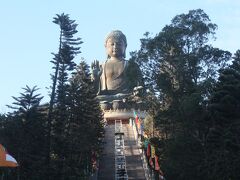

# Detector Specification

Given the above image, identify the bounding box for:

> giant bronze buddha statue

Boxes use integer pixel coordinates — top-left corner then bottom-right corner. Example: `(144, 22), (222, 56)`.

(91, 30), (143, 109)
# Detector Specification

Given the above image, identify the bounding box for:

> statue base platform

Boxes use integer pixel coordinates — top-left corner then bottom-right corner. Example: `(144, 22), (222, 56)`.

(97, 93), (131, 102)
(103, 109), (146, 125)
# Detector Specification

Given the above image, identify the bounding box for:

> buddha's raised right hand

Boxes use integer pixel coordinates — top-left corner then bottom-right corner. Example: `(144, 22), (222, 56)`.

(91, 60), (102, 81)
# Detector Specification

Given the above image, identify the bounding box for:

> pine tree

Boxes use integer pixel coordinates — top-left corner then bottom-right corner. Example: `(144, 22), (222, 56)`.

(65, 61), (104, 178)
(205, 50), (240, 180)
(46, 13), (82, 179)
(4, 86), (46, 180)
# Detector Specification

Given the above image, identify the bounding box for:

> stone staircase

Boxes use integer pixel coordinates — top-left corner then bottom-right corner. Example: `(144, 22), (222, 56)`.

(98, 123), (146, 180)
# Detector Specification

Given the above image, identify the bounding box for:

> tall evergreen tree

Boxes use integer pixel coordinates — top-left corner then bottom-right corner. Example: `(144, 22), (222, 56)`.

(65, 61), (104, 178)
(133, 9), (231, 101)
(2, 86), (46, 180)
(205, 50), (240, 180)
(131, 9), (232, 179)
(46, 13), (82, 179)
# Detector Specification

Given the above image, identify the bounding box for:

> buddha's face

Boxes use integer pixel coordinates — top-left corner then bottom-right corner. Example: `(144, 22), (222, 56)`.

(105, 37), (126, 58)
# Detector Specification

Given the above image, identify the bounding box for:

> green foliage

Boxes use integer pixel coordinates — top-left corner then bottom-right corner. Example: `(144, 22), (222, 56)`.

(49, 13), (82, 119)
(46, 14), (103, 180)
(46, 13), (82, 179)
(0, 63), (104, 180)
(205, 50), (240, 180)
(132, 9), (233, 180)
(162, 134), (205, 180)
(1, 86), (47, 180)
(133, 9), (231, 98)
(143, 114), (154, 137)
(65, 60), (104, 178)
(48, 12), (82, 123)
(49, 12), (82, 110)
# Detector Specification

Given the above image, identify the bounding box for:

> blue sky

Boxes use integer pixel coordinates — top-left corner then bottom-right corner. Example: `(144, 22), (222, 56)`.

(1, 0), (240, 113)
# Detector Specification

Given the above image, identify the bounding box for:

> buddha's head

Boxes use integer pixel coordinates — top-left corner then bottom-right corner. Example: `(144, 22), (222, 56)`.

(105, 30), (127, 59)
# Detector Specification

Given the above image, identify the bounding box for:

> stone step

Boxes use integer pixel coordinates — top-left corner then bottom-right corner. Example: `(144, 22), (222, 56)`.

(98, 124), (146, 180)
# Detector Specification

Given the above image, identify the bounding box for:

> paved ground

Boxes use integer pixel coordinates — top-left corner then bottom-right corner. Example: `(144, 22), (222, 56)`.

(98, 124), (146, 180)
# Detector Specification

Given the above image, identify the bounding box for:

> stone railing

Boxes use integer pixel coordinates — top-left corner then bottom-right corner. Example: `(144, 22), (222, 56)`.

(130, 118), (153, 180)
(115, 120), (128, 180)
